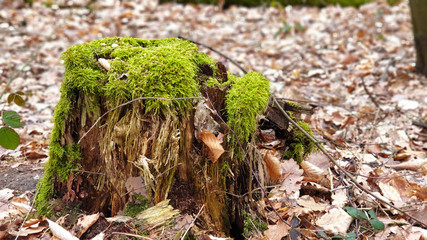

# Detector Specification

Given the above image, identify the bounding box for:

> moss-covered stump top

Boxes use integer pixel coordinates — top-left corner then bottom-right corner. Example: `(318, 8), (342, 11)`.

(61, 37), (215, 113)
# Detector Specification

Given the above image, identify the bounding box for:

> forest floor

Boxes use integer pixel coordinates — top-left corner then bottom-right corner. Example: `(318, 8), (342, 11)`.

(0, 0), (426, 239)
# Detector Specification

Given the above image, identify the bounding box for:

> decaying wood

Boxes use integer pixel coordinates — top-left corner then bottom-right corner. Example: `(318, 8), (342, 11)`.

(40, 37), (319, 237)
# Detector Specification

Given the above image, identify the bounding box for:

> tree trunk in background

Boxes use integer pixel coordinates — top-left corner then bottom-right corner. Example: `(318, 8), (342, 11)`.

(409, 0), (427, 76)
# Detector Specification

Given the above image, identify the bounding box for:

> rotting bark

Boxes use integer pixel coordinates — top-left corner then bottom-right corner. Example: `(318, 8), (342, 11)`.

(36, 37), (315, 237)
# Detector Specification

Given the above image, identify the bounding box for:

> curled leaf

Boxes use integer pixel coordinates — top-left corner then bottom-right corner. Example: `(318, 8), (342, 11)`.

(300, 161), (325, 182)
(199, 130), (224, 163)
(263, 150), (282, 180)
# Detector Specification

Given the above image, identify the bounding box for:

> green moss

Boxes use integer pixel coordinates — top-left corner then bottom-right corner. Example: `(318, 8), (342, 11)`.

(225, 72), (270, 158)
(36, 144), (81, 215)
(285, 100), (301, 110)
(242, 210), (268, 238)
(124, 194), (150, 217)
(283, 117), (317, 164)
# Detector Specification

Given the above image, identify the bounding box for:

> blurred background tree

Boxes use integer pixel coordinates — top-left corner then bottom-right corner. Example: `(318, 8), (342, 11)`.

(409, 0), (427, 76)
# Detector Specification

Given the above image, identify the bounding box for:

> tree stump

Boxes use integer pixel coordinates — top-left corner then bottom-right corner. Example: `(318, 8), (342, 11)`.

(36, 37), (315, 237)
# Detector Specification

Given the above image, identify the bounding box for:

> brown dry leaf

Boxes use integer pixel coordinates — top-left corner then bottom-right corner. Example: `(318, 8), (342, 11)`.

(393, 150), (412, 161)
(306, 152), (330, 172)
(315, 207), (353, 235)
(199, 130), (225, 163)
(378, 174), (427, 201)
(8, 225), (46, 237)
(375, 224), (427, 240)
(389, 158), (427, 173)
(24, 151), (48, 160)
(330, 111), (347, 126)
(22, 218), (44, 227)
(260, 129), (276, 142)
(280, 159), (304, 195)
(47, 218), (79, 240)
(125, 176), (147, 196)
(72, 213), (100, 238)
(10, 196), (31, 215)
(263, 150), (282, 181)
(300, 161), (325, 182)
(283, 207), (312, 218)
(365, 144), (382, 154)
(331, 189), (348, 208)
(408, 207), (427, 227)
(378, 181), (403, 203)
(264, 220), (290, 240)
(296, 195), (329, 211)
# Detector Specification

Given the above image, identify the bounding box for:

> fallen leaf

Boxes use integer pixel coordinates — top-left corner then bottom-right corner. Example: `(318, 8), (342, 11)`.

(125, 176), (147, 196)
(47, 218), (79, 240)
(389, 158), (427, 172)
(300, 161), (325, 182)
(263, 150), (282, 180)
(296, 195), (329, 211)
(316, 207), (353, 235)
(199, 130), (225, 163)
(331, 189), (348, 207)
(378, 181), (402, 203)
(264, 220), (290, 240)
(72, 213), (100, 238)
(280, 159), (304, 195)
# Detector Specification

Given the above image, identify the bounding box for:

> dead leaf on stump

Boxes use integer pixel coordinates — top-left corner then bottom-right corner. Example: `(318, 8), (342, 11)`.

(199, 130), (225, 163)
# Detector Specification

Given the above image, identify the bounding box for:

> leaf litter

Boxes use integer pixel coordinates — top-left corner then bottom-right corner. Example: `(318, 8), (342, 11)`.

(0, 0), (426, 239)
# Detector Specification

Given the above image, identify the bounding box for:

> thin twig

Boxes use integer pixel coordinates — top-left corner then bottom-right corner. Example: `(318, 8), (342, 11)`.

(272, 96), (427, 228)
(180, 204), (205, 240)
(78, 96), (203, 144)
(178, 36), (248, 75)
(15, 183), (42, 240)
(361, 77), (383, 111)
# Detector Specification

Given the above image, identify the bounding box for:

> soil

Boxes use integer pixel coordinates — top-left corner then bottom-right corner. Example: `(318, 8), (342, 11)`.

(0, 160), (44, 194)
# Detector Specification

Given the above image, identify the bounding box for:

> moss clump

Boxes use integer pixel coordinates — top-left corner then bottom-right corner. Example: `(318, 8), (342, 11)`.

(283, 116), (317, 164)
(242, 210), (268, 238)
(36, 144), (81, 215)
(226, 72), (270, 158)
(124, 194), (150, 217)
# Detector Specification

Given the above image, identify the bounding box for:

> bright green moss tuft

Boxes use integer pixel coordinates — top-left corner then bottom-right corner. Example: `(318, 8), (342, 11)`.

(226, 72), (270, 158)
(283, 118), (317, 164)
(36, 144), (81, 215)
(124, 194), (150, 217)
